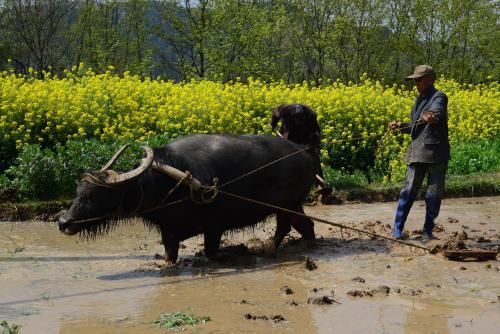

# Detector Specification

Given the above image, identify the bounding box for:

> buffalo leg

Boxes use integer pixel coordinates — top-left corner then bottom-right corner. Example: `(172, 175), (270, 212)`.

(291, 206), (315, 240)
(204, 230), (223, 258)
(160, 229), (179, 264)
(274, 213), (292, 249)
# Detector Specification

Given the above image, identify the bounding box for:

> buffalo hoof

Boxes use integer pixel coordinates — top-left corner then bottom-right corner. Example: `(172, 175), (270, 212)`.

(163, 255), (179, 267)
(154, 252), (178, 265)
(162, 261), (180, 271)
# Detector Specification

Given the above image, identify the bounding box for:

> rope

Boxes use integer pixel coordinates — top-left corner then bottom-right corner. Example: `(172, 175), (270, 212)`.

(218, 145), (317, 189)
(66, 183), (430, 252)
(67, 174), (192, 225)
(374, 131), (392, 159)
(272, 121), (426, 166)
(60, 213), (118, 225)
(160, 174), (191, 204)
(219, 190), (430, 252)
(374, 121), (426, 159)
(81, 173), (112, 188)
(141, 197), (191, 214)
(191, 177), (219, 204)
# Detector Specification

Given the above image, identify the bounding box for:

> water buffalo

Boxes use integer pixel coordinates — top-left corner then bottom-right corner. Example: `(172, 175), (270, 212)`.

(59, 134), (319, 264)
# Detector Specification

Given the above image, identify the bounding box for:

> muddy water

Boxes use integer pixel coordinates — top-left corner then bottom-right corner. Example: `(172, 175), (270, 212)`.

(1, 197), (499, 333)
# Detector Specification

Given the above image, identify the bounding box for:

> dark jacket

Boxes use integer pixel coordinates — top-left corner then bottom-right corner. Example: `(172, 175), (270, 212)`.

(400, 86), (450, 164)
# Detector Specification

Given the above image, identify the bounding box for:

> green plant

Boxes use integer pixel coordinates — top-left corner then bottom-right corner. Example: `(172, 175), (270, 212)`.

(55, 139), (143, 195)
(5, 145), (59, 200)
(1, 320), (21, 334)
(323, 166), (370, 189)
(3, 140), (146, 200)
(1, 72), (498, 182)
(0, 174), (9, 188)
(448, 140), (500, 175)
(153, 312), (210, 331)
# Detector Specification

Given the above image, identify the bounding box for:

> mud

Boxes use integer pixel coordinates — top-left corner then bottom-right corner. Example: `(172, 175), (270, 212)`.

(1, 196), (499, 333)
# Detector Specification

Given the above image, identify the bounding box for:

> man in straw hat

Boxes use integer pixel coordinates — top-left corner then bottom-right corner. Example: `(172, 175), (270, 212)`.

(388, 65), (450, 242)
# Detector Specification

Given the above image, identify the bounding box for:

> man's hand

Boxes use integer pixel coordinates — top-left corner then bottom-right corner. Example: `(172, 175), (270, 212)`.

(388, 121), (401, 131)
(421, 111), (439, 123)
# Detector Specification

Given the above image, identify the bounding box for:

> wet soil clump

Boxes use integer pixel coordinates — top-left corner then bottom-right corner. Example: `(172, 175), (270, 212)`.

(244, 313), (286, 323)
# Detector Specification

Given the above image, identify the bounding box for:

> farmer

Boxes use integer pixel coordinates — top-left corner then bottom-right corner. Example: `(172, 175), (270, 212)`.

(271, 104), (321, 150)
(271, 104), (339, 204)
(388, 65), (450, 242)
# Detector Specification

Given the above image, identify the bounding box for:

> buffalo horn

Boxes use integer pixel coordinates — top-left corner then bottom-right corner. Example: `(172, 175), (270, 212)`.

(152, 162), (201, 191)
(100, 144), (130, 172)
(104, 146), (154, 184)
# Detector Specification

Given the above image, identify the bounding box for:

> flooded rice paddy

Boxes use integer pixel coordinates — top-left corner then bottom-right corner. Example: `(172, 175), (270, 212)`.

(1, 197), (499, 333)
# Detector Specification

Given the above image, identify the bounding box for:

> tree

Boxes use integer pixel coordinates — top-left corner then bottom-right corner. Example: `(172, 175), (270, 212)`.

(69, 0), (151, 75)
(3, 0), (77, 76)
(154, 0), (216, 80)
(281, 0), (336, 83)
(0, 0), (497, 82)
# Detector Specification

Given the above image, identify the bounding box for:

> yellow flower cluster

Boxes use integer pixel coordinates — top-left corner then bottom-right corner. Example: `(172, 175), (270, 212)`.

(1, 68), (498, 179)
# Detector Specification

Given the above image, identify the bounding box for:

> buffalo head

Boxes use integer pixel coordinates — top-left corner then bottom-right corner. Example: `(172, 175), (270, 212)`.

(58, 145), (154, 237)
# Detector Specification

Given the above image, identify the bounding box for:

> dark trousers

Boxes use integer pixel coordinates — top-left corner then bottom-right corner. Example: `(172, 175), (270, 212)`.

(393, 163), (446, 237)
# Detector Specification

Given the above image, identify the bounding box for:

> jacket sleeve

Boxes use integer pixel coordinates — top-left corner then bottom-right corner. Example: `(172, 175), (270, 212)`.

(426, 93), (448, 119)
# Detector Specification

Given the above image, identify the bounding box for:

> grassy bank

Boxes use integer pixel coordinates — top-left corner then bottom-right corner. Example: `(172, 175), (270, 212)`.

(1, 138), (498, 201)
(0, 199), (70, 222)
(333, 172), (499, 203)
(1, 137), (497, 220)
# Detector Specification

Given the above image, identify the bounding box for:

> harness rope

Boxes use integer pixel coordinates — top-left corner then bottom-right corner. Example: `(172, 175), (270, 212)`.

(218, 190), (430, 252)
(218, 145), (316, 189)
(374, 121), (425, 159)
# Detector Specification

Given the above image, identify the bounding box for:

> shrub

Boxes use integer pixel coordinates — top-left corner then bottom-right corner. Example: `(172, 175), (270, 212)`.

(55, 139), (143, 195)
(4, 140), (146, 200)
(322, 166), (369, 188)
(2, 136), (499, 200)
(448, 140), (500, 175)
(5, 145), (59, 200)
(0, 70), (498, 182)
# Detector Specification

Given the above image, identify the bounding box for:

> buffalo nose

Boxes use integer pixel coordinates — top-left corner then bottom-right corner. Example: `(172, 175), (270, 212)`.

(58, 217), (68, 232)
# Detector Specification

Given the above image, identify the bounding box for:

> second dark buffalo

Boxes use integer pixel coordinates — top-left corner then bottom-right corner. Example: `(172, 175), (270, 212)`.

(59, 134), (319, 264)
